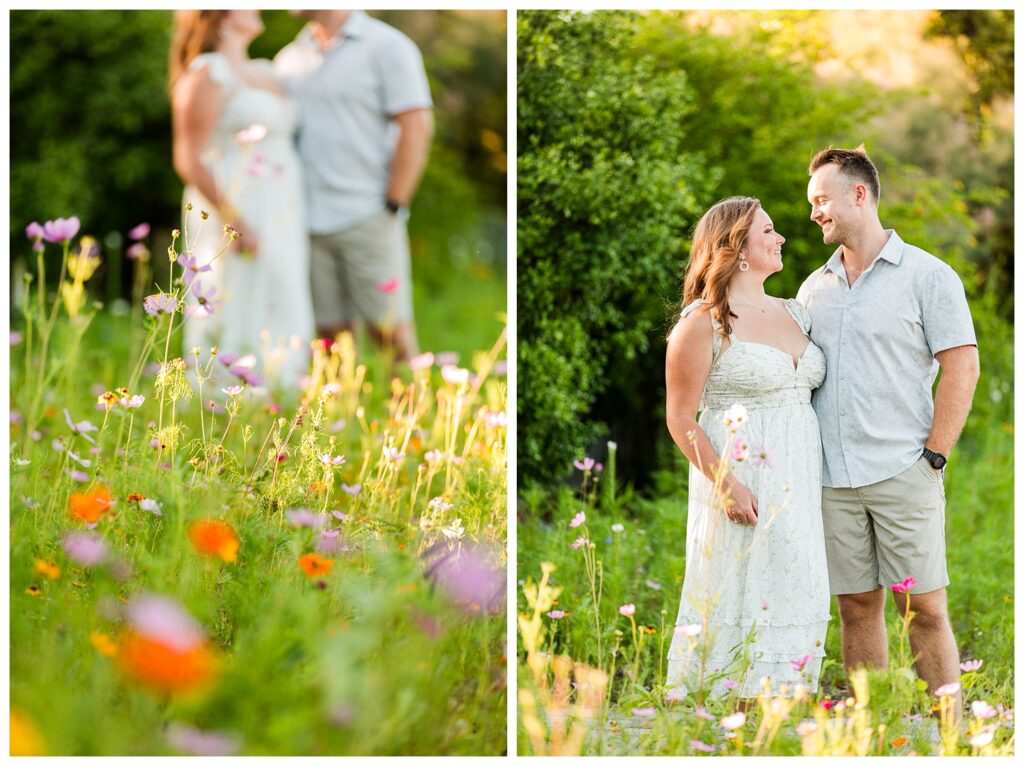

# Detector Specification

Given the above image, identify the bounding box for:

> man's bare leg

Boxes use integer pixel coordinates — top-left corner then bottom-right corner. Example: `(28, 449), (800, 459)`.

(837, 588), (889, 674)
(892, 587), (962, 720)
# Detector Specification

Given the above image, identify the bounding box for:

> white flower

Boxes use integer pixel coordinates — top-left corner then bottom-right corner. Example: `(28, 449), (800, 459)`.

(441, 518), (465, 540)
(140, 498), (163, 516)
(720, 712), (746, 730)
(441, 365), (470, 386)
(318, 453), (346, 467)
(722, 403), (748, 432)
(221, 386), (244, 397)
(12, 457), (30, 467)
(611, 523), (625, 533)
(972, 700), (998, 720)
(675, 624), (702, 638)
(382, 446), (404, 462)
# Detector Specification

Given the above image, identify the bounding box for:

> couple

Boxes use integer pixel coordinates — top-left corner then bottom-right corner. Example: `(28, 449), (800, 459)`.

(169, 10), (433, 386)
(665, 148), (980, 710)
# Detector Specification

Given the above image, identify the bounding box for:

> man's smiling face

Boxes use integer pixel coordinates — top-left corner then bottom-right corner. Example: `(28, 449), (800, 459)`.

(808, 163), (860, 246)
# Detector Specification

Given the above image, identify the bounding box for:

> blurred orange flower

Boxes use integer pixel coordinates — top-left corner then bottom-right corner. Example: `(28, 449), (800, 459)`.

(33, 559), (61, 579)
(69, 486), (113, 524)
(188, 520), (239, 562)
(117, 632), (216, 693)
(127, 493), (146, 502)
(298, 552), (333, 578)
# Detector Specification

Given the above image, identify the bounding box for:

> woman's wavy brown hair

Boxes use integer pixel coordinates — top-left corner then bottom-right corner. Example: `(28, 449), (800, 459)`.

(680, 196), (761, 336)
(168, 10), (230, 91)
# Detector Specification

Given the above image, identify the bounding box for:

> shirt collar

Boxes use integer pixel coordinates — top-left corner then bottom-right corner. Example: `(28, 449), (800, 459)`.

(299, 10), (368, 51)
(824, 229), (904, 276)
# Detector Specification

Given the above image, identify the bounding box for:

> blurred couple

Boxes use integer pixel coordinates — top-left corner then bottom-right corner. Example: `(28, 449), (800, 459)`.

(664, 147), (979, 715)
(169, 10), (434, 386)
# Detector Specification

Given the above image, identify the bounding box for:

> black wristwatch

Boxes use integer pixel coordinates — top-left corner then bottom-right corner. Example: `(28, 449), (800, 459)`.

(385, 198), (403, 215)
(922, 448), (947, 470)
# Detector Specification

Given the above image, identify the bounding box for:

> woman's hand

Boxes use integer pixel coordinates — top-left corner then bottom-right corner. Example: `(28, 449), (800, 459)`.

(723, 476), (758, 526)
(230, 218), (260, 259)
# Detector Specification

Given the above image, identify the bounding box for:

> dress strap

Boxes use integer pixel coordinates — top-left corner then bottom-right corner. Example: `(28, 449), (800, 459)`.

(681, 299), (725, 364)
(187, 52), (237, 96)
(785, 298), (812, 334)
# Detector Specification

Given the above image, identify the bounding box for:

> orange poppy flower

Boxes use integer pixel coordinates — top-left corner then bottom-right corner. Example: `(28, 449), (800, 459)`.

(90, 631), (118, 657)
(298, 553), (333, 578)
(69, 487), (114, 524)
(890, 737), (908, 747)
(127, 493), (146, 502)
(117, 631), (216, 693)
(188, 520), (239, 562)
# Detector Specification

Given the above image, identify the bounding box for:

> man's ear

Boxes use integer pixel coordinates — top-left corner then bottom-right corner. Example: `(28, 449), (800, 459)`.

(854, 183), (869, 206)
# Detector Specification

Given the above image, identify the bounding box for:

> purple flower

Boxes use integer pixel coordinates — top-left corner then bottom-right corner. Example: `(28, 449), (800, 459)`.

(41, 216), (81, 243)
(318, 453), (346, 467)
(63, 408), (98, 444)
(316, 528), (346, 555)
(218, 352), (239, 366)
(331, 510), (350, 522)
(190, 280), (221, 315)
(26, 221), (45, 240)
(690, 740), (716, 753)
(143, 293), (178, 317)
(694, 706), (716, 721)
(65, 468), (90, 482)
(127, 594), (206, 652)
(340, 483), (361, 496)
(573, 457), (596, 472)
(10, 331), (23, 346)
(382, 446), (405, 462)
(570, 511), (585, 528)
(618, 603), (636, 617)
(176, 253), (213, 288)
(10, 410), (22, 425)
(546, 610), (566, 619)
(425, 544), (503, 613)
(166, 724), (240, 756)
(723, 679), (739, 690)
(791, 654), (813, 672)
(961, 659), (984, 672)
(492, 360), (507, 377)
(435, 351), (460, 367)
(631, 707), (657, 718)
(128, 222), (150, 240)
(63, 532), (108, 566)
(570, 536), (588, 550)
(229, 364), (264, 388)
(125, 242), (149, 260)
(286, 508), (326, 528)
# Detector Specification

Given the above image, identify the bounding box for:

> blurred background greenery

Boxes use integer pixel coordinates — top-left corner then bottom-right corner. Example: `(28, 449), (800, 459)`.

(10, 9), (507, 356)
(517, 9), (1013, 488)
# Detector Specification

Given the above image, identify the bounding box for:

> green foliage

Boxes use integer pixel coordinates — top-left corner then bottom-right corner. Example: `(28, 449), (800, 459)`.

(517, 11), (712, 485)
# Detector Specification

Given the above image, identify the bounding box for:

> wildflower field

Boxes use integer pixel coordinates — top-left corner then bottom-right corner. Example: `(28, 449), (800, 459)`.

(10, 218), (507, 756)
(518, 421), (1014, 755)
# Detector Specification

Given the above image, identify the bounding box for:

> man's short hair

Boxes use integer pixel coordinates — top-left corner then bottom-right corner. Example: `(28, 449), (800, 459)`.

(808, 146), (880, 204)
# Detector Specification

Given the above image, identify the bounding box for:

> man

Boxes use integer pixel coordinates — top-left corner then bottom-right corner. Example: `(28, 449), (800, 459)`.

(275, 10), (434, 362)
(797, 147), (979, 717)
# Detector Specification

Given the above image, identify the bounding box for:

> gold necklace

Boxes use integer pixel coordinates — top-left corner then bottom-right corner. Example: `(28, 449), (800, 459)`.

(730, 294), (769, 313)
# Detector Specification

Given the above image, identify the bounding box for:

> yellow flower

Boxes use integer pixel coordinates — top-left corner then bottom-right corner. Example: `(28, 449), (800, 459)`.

(33, 560), (60, 580)
(10, 711), (47, 755)
(90, 631), (119, 658)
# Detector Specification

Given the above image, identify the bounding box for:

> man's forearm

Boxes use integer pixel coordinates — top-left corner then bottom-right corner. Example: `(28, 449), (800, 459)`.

(387, 110), (433, 206)
(927, 349), (980, 455)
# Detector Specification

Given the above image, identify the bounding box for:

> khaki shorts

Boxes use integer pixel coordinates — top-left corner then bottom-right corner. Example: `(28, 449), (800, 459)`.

(309, 209), (414, 328)
(822, 456), (948, 595)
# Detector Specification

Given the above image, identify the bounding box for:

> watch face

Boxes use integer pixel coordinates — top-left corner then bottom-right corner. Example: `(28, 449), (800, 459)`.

(934, 455), (947, 469)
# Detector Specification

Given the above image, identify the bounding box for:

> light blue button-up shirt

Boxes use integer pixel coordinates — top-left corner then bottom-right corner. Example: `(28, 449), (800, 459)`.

(796, 230), (977, 489)
(274, 12), (433, 234)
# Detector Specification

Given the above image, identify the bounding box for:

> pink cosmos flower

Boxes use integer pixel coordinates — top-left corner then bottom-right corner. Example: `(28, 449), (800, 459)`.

(286, 508), (327, 528)
(424, 450), (443, 463)
(382, 446), (404, 462)
(570, 536), (588, 550)
(26, 221), (45, 240)
(128, 222), (150, 240)
(546, 610), (566, 620)
(820, 700), (835, 710)
(331, 511), (350, 522)
(890, 576), (917, 593)
(42, 216), (81, 243)
(694, 706), (716, 721)
(675, 624), (702, 638)
(340, 484), (361, 496)
(720, 711), (746, 730)
(631, 707), (656, 718)
(166, 724), (240, 756)
(376, 278), (399, 294)
(969, 728), (996, 747)
(63, 532), (109, 565)
(618, 603), (636, 617)
(126, 242), (149, 260)
(190, 280), (221, 315)
(961, 659), (984, 672)
(176, 253), (213, 287)
(796, 720), (818, 736)
(409, 352), (434, 370)
(665, 688), (686, 703)
(570, 511), (585, 528)
(65, 468), (90, 482)
(934, 682), (961, 697)
(11, 331), (23, 346)
(483, 409), (507, 428)
(731, 439), (750, 462)
(120, 394), (146, 409)
(436, 351), (460, 367)
(318, 453), (346, 467)
(143, 293), (178, 317)
(752, 445), (773, 468)
(723, 679), (739, 690)
(722, 403), (747, 432)
(972, 700), (997, 720)
(573, 456), (596, 472)
(493, 360), (507, 377)
(791, 654), (813, 672)
(690, 740), (716, 753)
(127, 593), (206, 653)
(235, 124), (268, 144)
(316, 528), (346, 555)
(425, 544), (503, 612)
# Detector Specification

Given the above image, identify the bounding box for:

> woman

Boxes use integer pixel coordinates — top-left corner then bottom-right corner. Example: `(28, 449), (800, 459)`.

(664, 197), (830, 701)
(170, 10), (314, 387)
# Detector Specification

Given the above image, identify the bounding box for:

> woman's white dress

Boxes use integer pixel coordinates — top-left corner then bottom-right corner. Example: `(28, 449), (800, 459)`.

(666, 298), (831, 698)
(181, 52), (314, 388)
